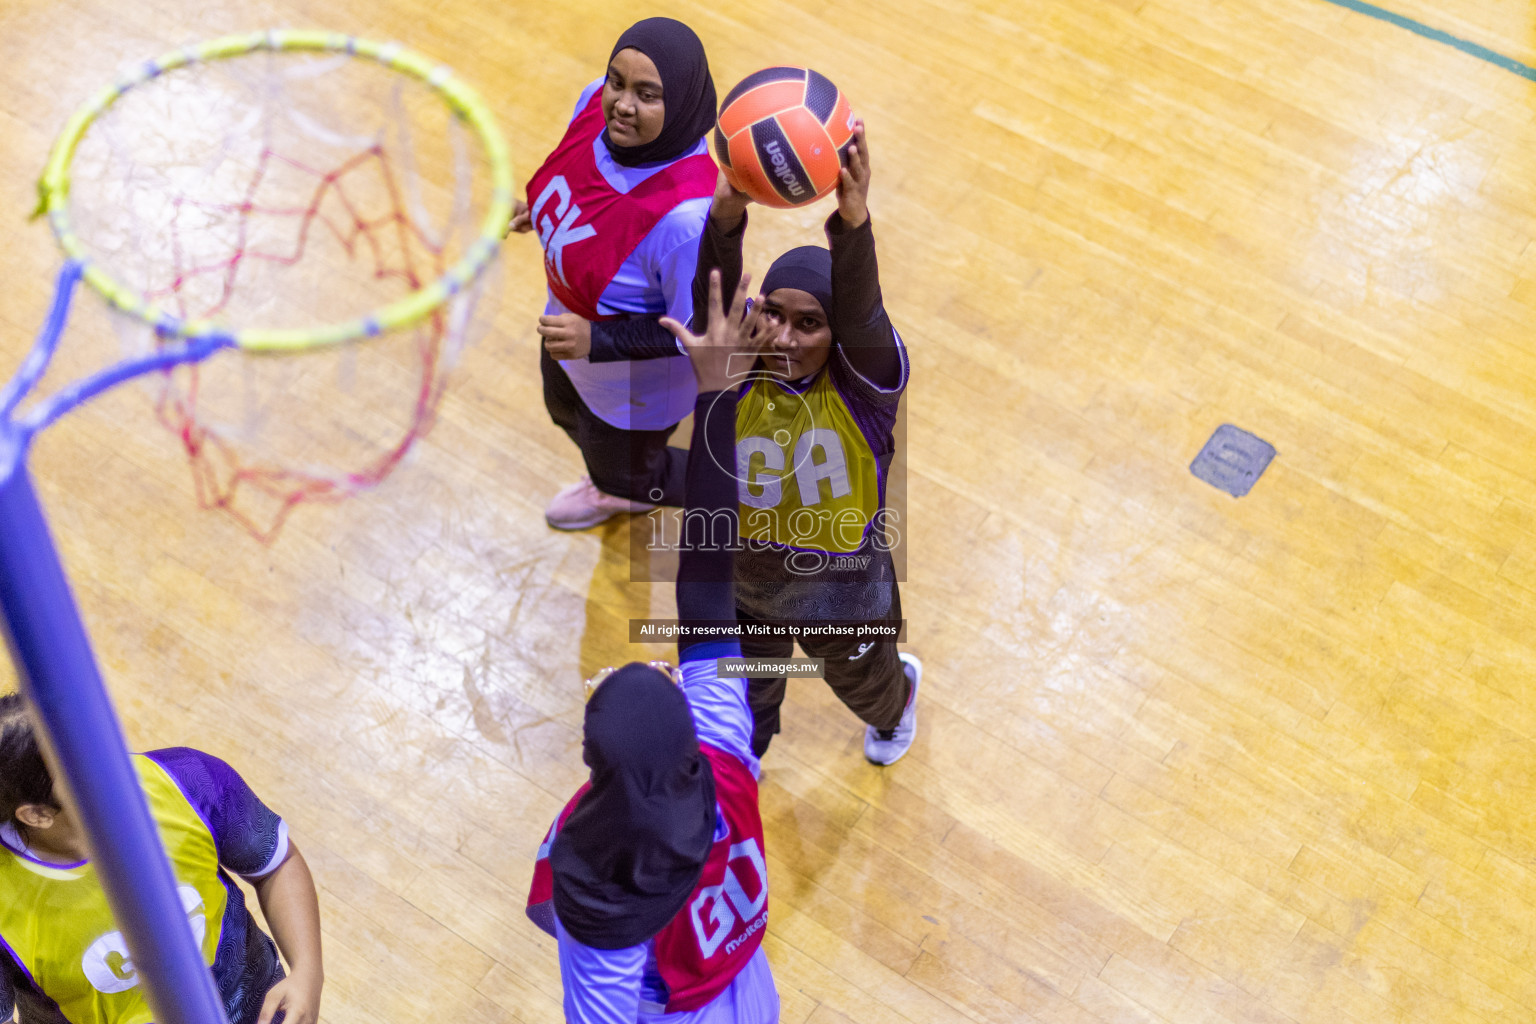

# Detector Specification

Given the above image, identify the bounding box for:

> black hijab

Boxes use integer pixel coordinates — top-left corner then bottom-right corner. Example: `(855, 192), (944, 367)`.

(762, 245), (834, 319)
(550, 663), (717, 949)
(603, 18), (717, 167)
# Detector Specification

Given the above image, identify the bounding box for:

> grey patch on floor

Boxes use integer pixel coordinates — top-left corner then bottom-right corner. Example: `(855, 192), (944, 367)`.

(1190, 424), (1276, 498)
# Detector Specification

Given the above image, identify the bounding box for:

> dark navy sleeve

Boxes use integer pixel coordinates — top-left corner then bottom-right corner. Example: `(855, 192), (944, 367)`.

(0, 952), (68, 1024)
(672, 386), (756, 769)
(826, 212), (906, 398)
(588, 316), (685, 362)
(146, 748), (289, 880)
(676, 389), (740, 661)
(689, 213), (748, 334)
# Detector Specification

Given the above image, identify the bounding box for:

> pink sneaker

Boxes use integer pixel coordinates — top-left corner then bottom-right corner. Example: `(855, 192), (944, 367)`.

(545, 476), (657, 530)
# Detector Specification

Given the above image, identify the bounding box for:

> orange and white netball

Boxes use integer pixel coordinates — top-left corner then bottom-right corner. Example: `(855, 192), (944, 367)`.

(713, 66), (855, 209)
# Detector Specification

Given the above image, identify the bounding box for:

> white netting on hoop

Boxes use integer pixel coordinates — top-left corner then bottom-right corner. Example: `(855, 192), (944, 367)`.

(60, 44), (501, 539)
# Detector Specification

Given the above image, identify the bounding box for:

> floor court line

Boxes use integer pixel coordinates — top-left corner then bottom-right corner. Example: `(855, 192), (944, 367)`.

(1313, 0), (1536, 81)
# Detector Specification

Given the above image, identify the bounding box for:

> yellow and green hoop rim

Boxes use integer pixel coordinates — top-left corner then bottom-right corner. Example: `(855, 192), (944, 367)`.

(34, 29), (514, 353)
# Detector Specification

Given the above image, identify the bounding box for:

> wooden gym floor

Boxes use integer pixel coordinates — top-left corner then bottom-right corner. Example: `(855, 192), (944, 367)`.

(3, 0), (1536, 1021)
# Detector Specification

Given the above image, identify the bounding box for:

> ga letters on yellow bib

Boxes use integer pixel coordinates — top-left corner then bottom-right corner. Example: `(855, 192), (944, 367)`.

(0, 756), (226, 1024)
(735, 371), (881, 555)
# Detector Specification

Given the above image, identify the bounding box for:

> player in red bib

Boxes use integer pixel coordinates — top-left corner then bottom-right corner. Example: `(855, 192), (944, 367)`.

(526, 272), (779, 1022)
(508, 18), (719, 531)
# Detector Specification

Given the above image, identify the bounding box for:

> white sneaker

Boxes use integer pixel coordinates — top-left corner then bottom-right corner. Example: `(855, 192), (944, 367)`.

(545, 476), (657, 530)
(864, 653), (921, 765)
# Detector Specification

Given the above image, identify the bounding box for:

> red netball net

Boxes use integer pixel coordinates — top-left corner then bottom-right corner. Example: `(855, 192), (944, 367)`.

(148, 145), (454, 541)
(60, 47), (499, 542)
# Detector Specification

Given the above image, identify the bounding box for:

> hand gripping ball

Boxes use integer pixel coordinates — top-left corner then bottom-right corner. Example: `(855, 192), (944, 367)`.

(714, 67), (856, 209)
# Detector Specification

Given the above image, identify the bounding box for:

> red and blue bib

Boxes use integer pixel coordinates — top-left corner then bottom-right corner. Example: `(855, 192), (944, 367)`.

(525, 91), (717, 322)
(527, 744), (767, 1013)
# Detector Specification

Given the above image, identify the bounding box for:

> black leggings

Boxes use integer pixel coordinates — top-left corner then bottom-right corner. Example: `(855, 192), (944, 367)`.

(540, 346), (689, 506)
(737, 580), (907, 756)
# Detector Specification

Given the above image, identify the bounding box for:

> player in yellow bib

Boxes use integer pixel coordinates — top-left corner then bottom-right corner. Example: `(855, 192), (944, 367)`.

(0, 694), (323, 1024)
(686, 121), (921, 765)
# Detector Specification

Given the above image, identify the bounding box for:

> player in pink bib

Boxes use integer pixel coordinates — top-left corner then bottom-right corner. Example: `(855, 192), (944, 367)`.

(525, 272), (779, 1023)
(509, 19), (719, 531)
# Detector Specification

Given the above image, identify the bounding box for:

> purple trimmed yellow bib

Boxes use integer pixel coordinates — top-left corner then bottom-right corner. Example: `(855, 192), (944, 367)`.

(0, 755), (228, 1024)
(736, 371), (881, 555)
